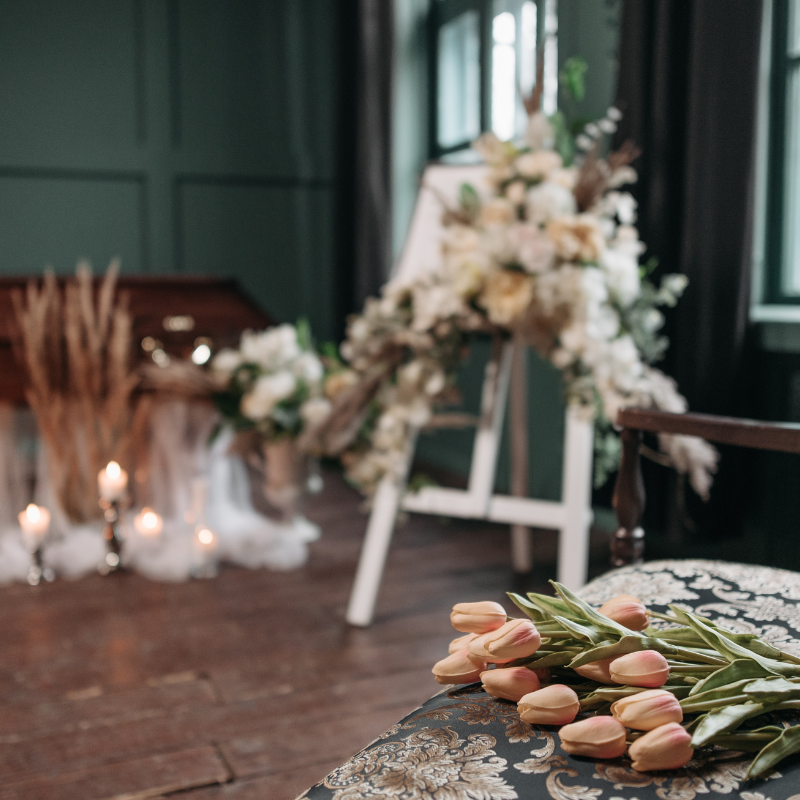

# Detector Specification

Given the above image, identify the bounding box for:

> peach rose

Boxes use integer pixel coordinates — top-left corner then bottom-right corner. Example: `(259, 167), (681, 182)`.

(479, 269), (535, 326)
(546, 214), (606, 262)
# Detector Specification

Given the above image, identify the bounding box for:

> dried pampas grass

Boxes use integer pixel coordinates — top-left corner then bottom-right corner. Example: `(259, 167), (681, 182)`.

(11, 261), (139, 522)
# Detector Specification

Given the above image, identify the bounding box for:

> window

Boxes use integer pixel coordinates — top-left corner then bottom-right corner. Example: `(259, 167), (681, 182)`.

(762, 0), (800, 304)
(431, 0), (557, 158)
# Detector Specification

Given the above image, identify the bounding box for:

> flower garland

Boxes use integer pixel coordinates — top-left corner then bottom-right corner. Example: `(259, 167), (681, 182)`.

(434, 583), (800, 778)
(301, 104), (718, 499)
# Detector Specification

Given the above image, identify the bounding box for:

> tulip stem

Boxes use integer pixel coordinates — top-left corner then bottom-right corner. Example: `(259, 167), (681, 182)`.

(649, 610), (682, 623)
(680, 694), (748, 712)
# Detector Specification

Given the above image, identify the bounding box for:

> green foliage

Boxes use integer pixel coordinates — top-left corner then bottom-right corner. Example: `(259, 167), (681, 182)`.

(459, 182), (481, 219)
(559, 56), (588, 103)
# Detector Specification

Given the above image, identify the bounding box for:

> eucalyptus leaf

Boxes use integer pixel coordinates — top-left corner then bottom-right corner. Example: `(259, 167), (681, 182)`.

(691, 702), (774, 747)
(459, 183), (481, 217)
(747, 725), (800, 778)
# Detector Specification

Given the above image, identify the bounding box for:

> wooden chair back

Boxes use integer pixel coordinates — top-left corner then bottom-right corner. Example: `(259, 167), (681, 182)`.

(611, 408), (800, 566)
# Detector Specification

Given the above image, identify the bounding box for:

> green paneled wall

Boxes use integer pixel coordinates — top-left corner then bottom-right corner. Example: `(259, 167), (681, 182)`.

(0, 0), (341, 339)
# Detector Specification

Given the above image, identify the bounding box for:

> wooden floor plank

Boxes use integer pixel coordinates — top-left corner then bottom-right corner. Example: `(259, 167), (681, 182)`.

(0, 469), (609, 799)
(0, 746), (229, 800)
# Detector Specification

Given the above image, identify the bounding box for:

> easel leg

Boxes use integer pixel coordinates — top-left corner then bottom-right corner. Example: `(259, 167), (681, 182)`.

(346, 477), (403, 626)
(557, 407), (594, 590)
(510, 334), (532, 573)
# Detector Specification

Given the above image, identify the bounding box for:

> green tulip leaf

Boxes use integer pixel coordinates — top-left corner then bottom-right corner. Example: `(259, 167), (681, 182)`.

(747, 725), (800, 779)
(567, 635), (645, 668)
(508, 592), (548, 622)
(525, 592), (574, 619)
(551, 581), (634, 638)
(691, 702), (774, 747)
(688, 658), (776, 696)
(553, 615), (604, 645)
(508, 650), (576, 669)
(743, 676), (800, 701)
(670, 607), (796, 675)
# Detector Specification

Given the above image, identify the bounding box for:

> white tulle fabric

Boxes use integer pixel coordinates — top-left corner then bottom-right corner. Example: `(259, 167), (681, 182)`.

(0, 402), (316, 585)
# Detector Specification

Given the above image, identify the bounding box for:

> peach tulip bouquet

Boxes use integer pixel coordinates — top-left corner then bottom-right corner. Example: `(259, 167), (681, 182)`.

(432, 582), (800, 778)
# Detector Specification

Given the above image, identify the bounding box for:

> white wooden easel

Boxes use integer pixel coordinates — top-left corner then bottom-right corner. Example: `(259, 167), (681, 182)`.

(345, 164), (594, 627)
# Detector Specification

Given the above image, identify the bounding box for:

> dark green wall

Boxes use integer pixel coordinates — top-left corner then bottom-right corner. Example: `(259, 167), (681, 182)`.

(0, 0), (343, 339)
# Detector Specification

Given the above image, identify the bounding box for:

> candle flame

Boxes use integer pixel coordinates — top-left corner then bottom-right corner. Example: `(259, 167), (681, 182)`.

(106, 461), (121, 479)
(26, 504), (41, 522)
(142, 510), (159, 529)
(197, 528), (215, 545)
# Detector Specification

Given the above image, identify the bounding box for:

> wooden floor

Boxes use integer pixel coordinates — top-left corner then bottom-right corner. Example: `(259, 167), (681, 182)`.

(0, 470), (609, 800)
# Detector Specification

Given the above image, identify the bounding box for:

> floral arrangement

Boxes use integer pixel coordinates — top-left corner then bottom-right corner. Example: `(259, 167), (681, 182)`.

(433, 584), (800, 778)
(211, 321), (332, 441)
(301, 80), (718, 498)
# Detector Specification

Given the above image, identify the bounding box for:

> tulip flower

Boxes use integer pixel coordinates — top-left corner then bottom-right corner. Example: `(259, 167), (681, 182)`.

(559, 716), (627, 759)
(599, 595), (650, 631)
(517, 684), (580, 725)
(573, 657), (615, 684)
(611, 689), (683, 730)
(609, 650), (670, 687)
(469, 619), (541, 662)
(449, 633), (478, 654)
(432, 649), (487, 685)
(480, 667), (540, 701)
(628, 722), (694, 771)
(450, 601), (507, 634)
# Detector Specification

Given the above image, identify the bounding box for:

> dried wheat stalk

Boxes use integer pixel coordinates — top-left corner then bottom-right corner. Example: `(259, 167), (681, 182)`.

(11, 261), (139, 523)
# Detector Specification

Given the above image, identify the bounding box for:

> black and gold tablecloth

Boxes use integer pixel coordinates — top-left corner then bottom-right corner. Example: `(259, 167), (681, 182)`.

(299, 560), (800, 800)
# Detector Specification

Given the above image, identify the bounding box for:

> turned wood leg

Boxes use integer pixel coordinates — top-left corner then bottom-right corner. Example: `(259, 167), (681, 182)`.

(611, 427), (645, 567)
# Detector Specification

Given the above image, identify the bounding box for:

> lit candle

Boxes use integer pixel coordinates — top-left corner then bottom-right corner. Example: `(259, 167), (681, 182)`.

(18, 504), (50, 544)
(133, 507), (163, 537)
(98, 461), (128, 502)
(192, 525), (219, 579)
(195, 527), (217, 552)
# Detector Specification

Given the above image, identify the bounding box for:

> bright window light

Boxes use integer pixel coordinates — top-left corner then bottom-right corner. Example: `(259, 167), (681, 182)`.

(492, 12), (516, 141)
(543, 0), (558, 115)
(520, 2), (537, 96)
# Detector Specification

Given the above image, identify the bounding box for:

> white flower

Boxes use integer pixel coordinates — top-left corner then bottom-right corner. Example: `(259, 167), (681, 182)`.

(411, 282), (466, 331)
(507, 223), (556, 273)
(608, 166), (638, 188)
(293, 352), (324, 383)
(211, 348), (243, 376)
(473, 131), (511, 166)
(240, 325), (300, 368)
(516, 150), (562, 180)
(349, 318), (370, 343)
(240, 371), (297, 420)
(602, 247), (641, 306)
(662, 274), (689, 296)
(526, 182), (577, 226)
(300, 397), (332, 427)
(524, 112), (554, 150)
(425, 370), (446, 396)
(479, 197), (516, 227)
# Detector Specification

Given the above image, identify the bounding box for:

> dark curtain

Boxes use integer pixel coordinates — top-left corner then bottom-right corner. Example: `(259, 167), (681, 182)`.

(354, 0), (394, 307)
(614, 0), (763, 539)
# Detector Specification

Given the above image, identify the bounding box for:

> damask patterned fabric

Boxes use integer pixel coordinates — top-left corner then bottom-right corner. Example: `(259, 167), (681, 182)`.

(298, 560), (800, 800)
